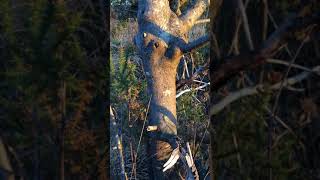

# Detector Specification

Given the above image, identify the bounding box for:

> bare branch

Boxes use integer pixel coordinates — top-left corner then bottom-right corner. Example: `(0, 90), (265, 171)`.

(181, 35), (210, 53)
(260, 13), (319, 56)
(266, 59), (313, 72)
(176, 61), (209, 90)
(262, 0), (268, 41)
(180, 0), (210, 32)
(227, 0), (249, 55)
(267, 37), (307, 174)
(176, 82), (210, 98)
(110, 106), (128, 180)
(210, 11), (319, 91)
(267, 10), (293, 57)
(209, 66), (320, 116)
(237, 0), (254, 50)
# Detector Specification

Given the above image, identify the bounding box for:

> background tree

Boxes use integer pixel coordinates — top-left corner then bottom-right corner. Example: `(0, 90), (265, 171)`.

(0, 0), (107, 179)
(209, 0), (320, 179)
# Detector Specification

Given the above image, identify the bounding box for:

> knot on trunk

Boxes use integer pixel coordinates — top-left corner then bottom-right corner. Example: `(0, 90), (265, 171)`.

(156, 141), (173, 160)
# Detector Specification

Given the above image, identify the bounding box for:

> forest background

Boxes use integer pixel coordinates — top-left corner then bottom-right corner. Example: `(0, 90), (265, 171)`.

(0, 0), (107, 179)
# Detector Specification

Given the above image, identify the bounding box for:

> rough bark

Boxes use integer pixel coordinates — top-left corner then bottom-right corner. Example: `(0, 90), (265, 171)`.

(134, 0), (209, 179)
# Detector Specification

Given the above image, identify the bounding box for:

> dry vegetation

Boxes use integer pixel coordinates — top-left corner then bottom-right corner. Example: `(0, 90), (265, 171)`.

(110, 4), (211, 178)
(110, 0), (320, 179)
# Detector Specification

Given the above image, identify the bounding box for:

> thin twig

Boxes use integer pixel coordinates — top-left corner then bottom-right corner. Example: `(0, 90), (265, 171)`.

(136, 96), (152, 154)
(264, 107), (305, 151)
(262, 0), (268, 41)
(228, 0), (250, 55)
(176, 61), (209, 90)
(266, 59), (314, 72)
(194, 121), (210, 157)
(232, 132), (242, 173)
(176, 83), (210, 98)
(184, 58), (190, 78)
(267, 10), (293, 57)
(268, 37), (307, 180)
(110, 106), (128, 180)
(237, 0), (254, 50)
(129, 96), (152, 180)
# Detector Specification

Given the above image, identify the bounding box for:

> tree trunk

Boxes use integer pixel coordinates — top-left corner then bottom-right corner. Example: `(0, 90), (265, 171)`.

(134, 0), (209, 179)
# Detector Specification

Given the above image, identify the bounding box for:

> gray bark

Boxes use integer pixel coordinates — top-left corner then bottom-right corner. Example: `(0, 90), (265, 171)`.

(134, 0), (209, 179)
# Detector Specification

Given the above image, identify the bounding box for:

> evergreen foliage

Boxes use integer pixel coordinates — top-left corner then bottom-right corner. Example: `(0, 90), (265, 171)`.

(0, 0), (107, 179)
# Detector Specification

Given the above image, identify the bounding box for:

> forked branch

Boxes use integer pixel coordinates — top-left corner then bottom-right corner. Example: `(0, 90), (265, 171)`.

(180, 0), (210, 32)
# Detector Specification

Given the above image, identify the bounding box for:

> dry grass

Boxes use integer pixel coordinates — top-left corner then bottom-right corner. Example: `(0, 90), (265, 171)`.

(111, 17), (138, 48)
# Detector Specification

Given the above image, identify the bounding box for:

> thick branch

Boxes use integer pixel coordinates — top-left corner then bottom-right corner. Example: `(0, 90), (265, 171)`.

(180, 0), (210, 32)
(181, 35), (210, 53)
(210, 12), (319, 91)
(209, 66), (320, 116)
